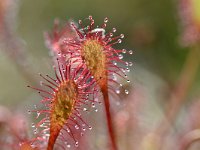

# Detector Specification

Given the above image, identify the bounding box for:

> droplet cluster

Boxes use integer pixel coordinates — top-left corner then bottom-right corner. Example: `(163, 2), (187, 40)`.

(53, 16), (133, 97)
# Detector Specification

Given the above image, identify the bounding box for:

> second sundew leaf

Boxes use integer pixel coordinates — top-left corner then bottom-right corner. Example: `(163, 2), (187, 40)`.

(81, 39), (107, 87)
(28, 58), (99, 150)
(48, 80), (77, 150)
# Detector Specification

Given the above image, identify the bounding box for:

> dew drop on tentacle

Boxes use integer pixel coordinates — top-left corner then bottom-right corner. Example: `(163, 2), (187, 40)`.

(121, 68), (126, 73)
(112, 28), (117, 32)
(118, 39), (122, 43)
(112, 75), (117, 81)
(128, 50), (133, 55)
(120, 34), (124, 38)
(115, 89), (120, 94)
(108, 38), (112, 42)
(75, 141), (79, 147)
(89, 15), (93, 20)
(57, 52), (61, 56)
(27, 110), (32, 114)
(125, 89), (129, 95)
(31, 123), (35, 128)
(118, 54), (123, 59)
(104, 17), (108, 23)
(113, 61), (117, 66)
(122, 49), (127, 54)
(92, 103), (96, 108)
(126, 68), (130, 72)
(129, 62), (133, 66)
(82, 127), (86, 131)
(75, 125), (79, 130)
(83, 107), (88, 112)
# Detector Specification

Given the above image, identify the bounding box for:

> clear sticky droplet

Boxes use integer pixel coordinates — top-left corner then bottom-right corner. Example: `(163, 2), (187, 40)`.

(75, 141), (79, 147)
(118, 54), (123, 59)
(112, 28), (117, 32)
(118, 39), (122, 43)
(125, 89), (129, 95)
(104, 17), (108, 23)
(129, 50), (133, 55)
(113, 75), (117, 81)
(122, 49), (127, 53)
(31, 123), (35, 128)
(89, 15), (93, 20)
(129, 62), (133, 66)
(115, 89), (120, 94)
(83, 108), (87, 111)
(92, 103), (95, 108)
(57, 52), (61, 56)
(120, 34), (124, 38)
(75, 125), (79, 130)
(27, 110), (31, 114)
(113, 61), (117, 65)
(126, 68), (130, 72)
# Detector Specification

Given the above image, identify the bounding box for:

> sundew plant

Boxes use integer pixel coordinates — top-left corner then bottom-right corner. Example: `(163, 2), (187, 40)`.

(25, 16), (132, 150)
(3, 1), (200, 150)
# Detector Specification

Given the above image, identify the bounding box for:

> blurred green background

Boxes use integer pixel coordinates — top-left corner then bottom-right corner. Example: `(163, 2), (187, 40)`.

(1, 0), (200, 149)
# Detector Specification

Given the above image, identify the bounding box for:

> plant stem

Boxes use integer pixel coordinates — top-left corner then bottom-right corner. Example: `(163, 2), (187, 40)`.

(101, 82), (118, 150)
(155, 45), (200, 148)
(179, 129), (200, 150)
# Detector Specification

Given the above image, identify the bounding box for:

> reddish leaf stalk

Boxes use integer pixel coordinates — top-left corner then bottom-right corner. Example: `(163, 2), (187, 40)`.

(101, 80), (118, 150)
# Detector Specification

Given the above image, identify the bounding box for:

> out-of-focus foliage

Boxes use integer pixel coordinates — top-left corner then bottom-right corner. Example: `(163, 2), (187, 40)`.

(0, 0), (200, 149)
